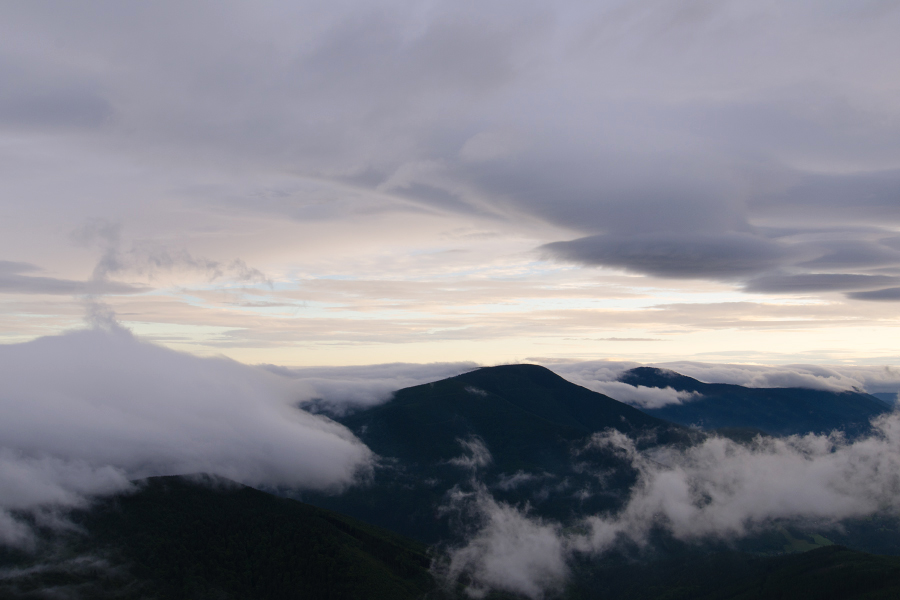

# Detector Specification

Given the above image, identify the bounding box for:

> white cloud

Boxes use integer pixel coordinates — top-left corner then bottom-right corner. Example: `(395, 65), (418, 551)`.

(444, 414), (900, 598)
(267, 361), (478, 415)
(449, 437), (493, 471)
(590, 381), (700, 409)
(494, 470), (549, 491)
(579, 422), (900, 547)
(548, 361), (699, 408)
(439, 484), (568, 600)
(0, 326), (372, 547)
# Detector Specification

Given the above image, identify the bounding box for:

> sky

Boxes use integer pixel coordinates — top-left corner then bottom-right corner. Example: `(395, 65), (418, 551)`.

(6, 4), (900, 592)
(1, 0), (900, 367)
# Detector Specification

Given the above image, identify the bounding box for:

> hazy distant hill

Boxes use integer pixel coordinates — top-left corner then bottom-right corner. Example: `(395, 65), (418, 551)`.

(622, 367), (890, 437)
(0, 476), (436, 600)
(306, 364), (689, 542)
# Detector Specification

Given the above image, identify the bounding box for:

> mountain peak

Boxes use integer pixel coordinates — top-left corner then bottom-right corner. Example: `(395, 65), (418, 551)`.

(339, 362), (674, 469)
(618, 366), (703, 392)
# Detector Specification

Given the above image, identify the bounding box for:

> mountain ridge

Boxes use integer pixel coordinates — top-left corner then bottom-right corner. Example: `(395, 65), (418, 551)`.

(620, 366), (890, 437)
(303, 364), (689, 542)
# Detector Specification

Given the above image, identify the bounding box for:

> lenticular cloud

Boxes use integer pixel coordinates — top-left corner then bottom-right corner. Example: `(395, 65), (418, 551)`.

(0, 326), (372, 546)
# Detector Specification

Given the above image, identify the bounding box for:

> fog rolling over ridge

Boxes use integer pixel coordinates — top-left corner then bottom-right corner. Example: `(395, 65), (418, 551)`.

(2, 327), (900, 598)
(440, 414), (900, 599)
(0, 325), (372, 547)
(317, 362), (900, 599)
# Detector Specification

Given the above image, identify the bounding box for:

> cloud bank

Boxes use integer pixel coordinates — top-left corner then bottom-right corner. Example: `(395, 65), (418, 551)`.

(265, 361), (478, 415)
(439, 484), (568, 600)
(444, 415), (900, 598)
(0, 326), (372, 546)
(4, 1), (900, 305)
(548, 360), (900, 408)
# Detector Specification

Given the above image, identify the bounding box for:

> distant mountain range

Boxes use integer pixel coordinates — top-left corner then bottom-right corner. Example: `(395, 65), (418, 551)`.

(305, 363), (895, 543)
(4, 364), (899, 599)
(620, 366), (891, 437)
(306, 364), (691, 542)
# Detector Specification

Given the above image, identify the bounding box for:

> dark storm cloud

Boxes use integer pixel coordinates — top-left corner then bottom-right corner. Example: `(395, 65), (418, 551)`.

(542, 233), (790, 280)
(847, 287), (900, 301)
(744, 273), (900, 294)
(0, 261), (146, 295)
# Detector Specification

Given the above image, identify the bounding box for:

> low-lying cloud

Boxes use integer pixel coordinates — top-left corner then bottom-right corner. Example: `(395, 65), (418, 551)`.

(0, 326), (372, 547)
(264, 361), (478, 415)
(587, 381), (701, 410)
(438, 484), (568, 600)
(548, 360), (900, 409)
(659, 362), (900, 395)
(444, 415), (900, 598)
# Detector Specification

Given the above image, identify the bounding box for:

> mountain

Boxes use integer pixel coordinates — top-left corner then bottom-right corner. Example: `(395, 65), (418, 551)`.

(304, 364), (689, 542)
(342, 363), (678, 469)
(5, 364), (900, 600)
(0, 475), (437, 600)
(872, 392), (898, 407)
(621, 367), (891, 437)
(571, 544), (900, 600)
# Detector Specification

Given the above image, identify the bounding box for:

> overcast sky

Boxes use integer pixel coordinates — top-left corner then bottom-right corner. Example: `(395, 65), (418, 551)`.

(2, 0), (899, 366)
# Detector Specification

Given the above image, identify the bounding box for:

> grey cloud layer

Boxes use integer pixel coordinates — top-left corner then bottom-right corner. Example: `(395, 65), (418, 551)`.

(0, 261), (146, 296)
(542, 233), (792, 280)
(2, 1), (900, 301)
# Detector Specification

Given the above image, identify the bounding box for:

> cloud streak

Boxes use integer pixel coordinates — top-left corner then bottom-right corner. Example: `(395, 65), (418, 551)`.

(0, 261), (146, 296)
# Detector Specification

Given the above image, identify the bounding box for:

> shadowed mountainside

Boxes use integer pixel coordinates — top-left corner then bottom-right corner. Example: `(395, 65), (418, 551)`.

(304, 364), (690, 543)
(621, 367), (891, 437)
(569, 544), (900, 600)
(0, 475), (437, 600)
